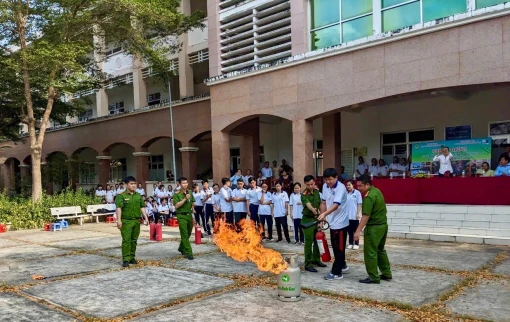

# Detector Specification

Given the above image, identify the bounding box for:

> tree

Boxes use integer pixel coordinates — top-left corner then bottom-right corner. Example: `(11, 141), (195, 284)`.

(0, 0), (204, 201)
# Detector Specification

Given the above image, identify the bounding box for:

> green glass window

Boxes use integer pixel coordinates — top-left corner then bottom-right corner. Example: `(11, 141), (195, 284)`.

(311, 0), (340, 29)
(382, 1), (421, 32)
(382, 0), (412, 8)
(342, 15), (373, 42)
(341, 0), (372, 20)
(423, 0), (467, 22)
(476, 0), (506, 8)
(311, 25), (341, 50)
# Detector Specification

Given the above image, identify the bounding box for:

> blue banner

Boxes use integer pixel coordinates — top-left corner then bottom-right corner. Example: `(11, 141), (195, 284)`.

(445, 125), (471, 140)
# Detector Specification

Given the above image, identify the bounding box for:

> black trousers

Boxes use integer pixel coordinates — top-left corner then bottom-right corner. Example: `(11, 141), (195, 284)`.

(225, 211), (234, 224)
(293, 218), (304, 242)
(259, 215), (273, 239)
(348, 219), (359, 245)
(154, 212), (168, 224)
(194, 206), (211, 234)
(204, 204), (213, 233)
(330, 226), (349, 276)
(234, 212), (247, 223)
(274, 217), (290, 241)
(249, 204), (260, 225)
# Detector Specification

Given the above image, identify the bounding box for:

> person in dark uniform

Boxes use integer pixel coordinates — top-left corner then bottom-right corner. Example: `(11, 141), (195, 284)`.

(354, 175), (392, 284)
(115, 176), (149, 267)
(172, 177), (196, 260)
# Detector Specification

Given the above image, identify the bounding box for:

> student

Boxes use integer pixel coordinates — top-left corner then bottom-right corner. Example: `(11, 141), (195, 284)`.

(152, 183), (158, 197)
(95, 185), (106, 199)
(388, 156), (400, 178)
(256, 171), (264, 186)
(399, 157), (409, 175)
(272, 182), (290, 243)
(156, 198), (171, 224)
(258, 183), (273, 241)
(261, 161), (272, 179)
(247, 178), (262, 227)
(378, 159), (389, 177)
(145, 199), (154, 223)
(220, 178), (234, 224)
(230, 169), (243, 185)
(368, 158), (379, 177)
(339, 166), (348, 181)
(212, 183), (222, 229)
(232, 178), (248, 226)
(116, 183), (126, 195)
(201, 181), (214, 235)
(356, 156), (368, 178)
(192, 183), (207, 235)
(243, 169), (253, 185)
(173, 177), (195, 260)
(105, 185), (115, 204)
(289, 182), (304, 245)
(167, 185), (174, 198)
(155, 185), (167, 203)
(345, 179), (362, 250)
(271, 160), (280, 179)
(318, 168), (349, 281)
(136, 183), (145, 196)
(114, 184), (120, 196)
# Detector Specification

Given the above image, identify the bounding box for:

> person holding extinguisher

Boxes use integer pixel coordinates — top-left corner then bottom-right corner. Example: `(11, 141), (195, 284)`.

(173, 177), (196, 260)
(301, 175), (327, 273)
(318, 168), (349, 281)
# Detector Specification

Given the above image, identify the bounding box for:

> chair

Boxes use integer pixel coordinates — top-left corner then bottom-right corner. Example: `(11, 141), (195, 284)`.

(60, 220), (69, 229)
(106, 216), (116, 223)
(44, 223), (51, 231)
(50, 222), (62, 232)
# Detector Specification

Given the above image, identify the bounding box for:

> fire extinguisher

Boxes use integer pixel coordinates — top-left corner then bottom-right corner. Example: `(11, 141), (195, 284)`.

(316, 221), (331, 262)
(155, 223), (163, 242)
(149, 223), (156, 241)
(195, 225), (202, 245)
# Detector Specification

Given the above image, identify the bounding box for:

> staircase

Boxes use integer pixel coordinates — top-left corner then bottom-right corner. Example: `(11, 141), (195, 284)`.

(387, 205), (510, 245)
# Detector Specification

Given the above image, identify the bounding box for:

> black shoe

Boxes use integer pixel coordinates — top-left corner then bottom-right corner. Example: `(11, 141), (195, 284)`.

(122, 261), (129, 267)
(380, 275), (392, 281)
(316, 262), (327, 268)
(187, 255), (194, 260)
(286, 239), (291, 243)
(305, 267), (318, 273)
(129, 259), (138, 265)
(359, 278), (379, 284)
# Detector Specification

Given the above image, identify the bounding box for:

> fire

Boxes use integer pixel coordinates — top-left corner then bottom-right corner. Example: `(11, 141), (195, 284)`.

(213, 218), (287, 274)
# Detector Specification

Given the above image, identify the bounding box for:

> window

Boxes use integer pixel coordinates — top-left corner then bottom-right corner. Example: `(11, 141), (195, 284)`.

(105, 47), (123, 56)
(78, 109), (93, 122)
(381, 129), (434, 165)
(79, 163), (96, 184)
(382, 1), (421, 32)
(476, 0), (507, 9)
(259, 146), (265, 164)
(311, 0), (373, 50)
(149, 155), (164, 181)
(108, 102), (125, 115)
(147, 93), (161, 106)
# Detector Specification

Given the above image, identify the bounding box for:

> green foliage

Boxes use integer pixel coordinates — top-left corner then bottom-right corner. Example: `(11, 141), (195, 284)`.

(0, 188), (101, 230)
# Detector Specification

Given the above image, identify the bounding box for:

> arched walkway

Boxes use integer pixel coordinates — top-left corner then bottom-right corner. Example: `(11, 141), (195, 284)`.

(45, 152), (69, 194)
(2, 157), (20, 193)
(71, 147), (99, 191)
(142, 137), (183, 182)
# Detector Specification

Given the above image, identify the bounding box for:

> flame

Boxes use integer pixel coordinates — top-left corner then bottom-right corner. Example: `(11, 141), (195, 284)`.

(213, 218), (287, 274)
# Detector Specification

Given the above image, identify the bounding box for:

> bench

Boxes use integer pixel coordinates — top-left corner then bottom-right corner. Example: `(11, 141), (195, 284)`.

(86, 204), (117, 223)
(50, 206), (88, 225)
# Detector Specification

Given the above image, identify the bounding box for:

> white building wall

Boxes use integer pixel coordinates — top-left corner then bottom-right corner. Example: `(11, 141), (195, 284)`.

(110, 144), (135, 181)
(107, 84), (135, 112)
(148, 138), (183, 179)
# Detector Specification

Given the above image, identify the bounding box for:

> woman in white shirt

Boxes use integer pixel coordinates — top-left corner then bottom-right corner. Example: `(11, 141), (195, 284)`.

(192, 183), (207, 234)
(145, 200), (154, 223)
(155, 185), (167, 203)
(136, 183), (145, 196)
(258, 183), (273, 241)
(289, 183), (304, 245)
(388, 156), (401, 178)
(167, 185), (174, 198)
(433, 147), (454, 177)
(243, 169), (253, 185)
(356, 156), (368, 178)
(378, 159), (389, 177)
(105, 185), (115, 204)
(272, 182), (290, 243)
(211, 184), (222, 231)
(368, 158), (379, 177)
(152, 184), (158, 197)
(345, 180), (362, 249)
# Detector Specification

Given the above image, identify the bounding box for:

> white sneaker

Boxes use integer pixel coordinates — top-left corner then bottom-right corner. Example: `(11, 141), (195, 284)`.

(353, 245), (359, 250)
(347, 244), (353, 249)
(342, 266), (349, 273)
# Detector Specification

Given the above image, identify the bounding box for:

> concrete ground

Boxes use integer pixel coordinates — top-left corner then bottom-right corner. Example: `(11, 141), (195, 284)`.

(0, 223), (508, 322)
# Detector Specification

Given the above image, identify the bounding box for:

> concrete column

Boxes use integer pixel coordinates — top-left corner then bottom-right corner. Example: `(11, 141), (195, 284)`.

(178, 0), (195, 98)
(96, 155), (112, 187)
(133, 57), (148, 109)
(240, 135), (260, 175)
(93, 26), (109, 117)
(322, 113), (342, 171)
(96, 89), (109, 117)
(207, 0), (222, 77)
(180, 146), (199, 181)
(212, 131), (230, 183)
(292, 119), (314, 184)
(291, 0), (309, 56)
(133, 152), (150, 186)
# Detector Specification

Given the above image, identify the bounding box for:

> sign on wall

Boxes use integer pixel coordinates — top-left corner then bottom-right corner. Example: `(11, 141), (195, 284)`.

(353, 146), (367, 157)
(445, 125), (471, 140)
(411, 138), (492, 176)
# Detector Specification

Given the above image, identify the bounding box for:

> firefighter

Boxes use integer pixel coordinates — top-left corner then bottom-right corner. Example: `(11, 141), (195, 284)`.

(173, 177), (196, 260)
(354, 175), (392, 284)
(301, 175), (327, 272)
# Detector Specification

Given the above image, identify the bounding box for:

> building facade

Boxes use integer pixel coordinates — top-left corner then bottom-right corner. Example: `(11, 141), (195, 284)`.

(2, 0), (510, 194)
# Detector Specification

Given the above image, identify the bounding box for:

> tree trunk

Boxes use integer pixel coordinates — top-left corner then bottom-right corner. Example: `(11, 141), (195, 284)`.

(31, 147), (43, 202)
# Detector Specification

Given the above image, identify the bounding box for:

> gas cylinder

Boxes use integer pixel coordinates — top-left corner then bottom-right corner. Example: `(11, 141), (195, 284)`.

(149, 223), (156, 241)
(155, 223), (163, 242)
(316, 230), (331, 262)
(277, 253), (301, 302)
(195, 225), (202, 245)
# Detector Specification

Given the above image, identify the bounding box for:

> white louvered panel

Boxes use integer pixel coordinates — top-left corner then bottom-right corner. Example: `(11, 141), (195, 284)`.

(341, 149), (354, 179)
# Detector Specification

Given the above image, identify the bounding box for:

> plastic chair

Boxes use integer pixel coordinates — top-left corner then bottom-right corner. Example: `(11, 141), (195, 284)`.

(50, 222), (62, 232)
(60, 220), (69, 229)
(44, 223), (51, 231)
(106, 216), (116, 223)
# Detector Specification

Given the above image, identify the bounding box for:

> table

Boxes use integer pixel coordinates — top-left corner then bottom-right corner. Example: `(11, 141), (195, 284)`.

(371, 178), (421, 204)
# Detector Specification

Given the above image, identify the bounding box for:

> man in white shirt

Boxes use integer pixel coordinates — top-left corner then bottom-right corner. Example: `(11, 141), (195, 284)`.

(220, 178), (234, 224)
(95, 185), (106, 199)
(261, 161), (272, 179)
(356, 156), (368, 178)
(116, 183), (126, 195)
(230, 169), (243, 184)
(247, 178), (262, 226)
(318, 168), (349, 281)
(232, 178), (248, 227)
(201, 180), (214, 235)
(136, 183), (145, 196)
(433, 147), (454, 177)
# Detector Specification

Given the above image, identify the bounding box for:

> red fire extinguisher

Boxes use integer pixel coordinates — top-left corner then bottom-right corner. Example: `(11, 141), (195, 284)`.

(149, 223), (156, 241)
(316, 223), (331, 262)
(195, 225), (202, 245)
(155, 223), (163, 242)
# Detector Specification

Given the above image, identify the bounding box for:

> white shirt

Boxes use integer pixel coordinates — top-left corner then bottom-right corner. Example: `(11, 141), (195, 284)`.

(272, 191), (289, 217)
(257, 191), (272, 215)
(145, 203), (153, 215)
(117, 188), (126, 194)
(388, 163), (400, 176)
(232, 188), (248, 212)
(346, 190), (362, 220)
(243, 175), (252, 186)
(433, 153), (454, 174)
(356, 163), (368, 177)
(399, 164), (408, 174)
(203, 188), (214, 205)
(158, 204), (170, 213)
(105, 191), (115, 203)
(290, 193), (303, 219)
(155, 189), (167, 200)
(261, 167), (272, 179)
(95, 190), (106, 198)
(368, 165), (379, 176)
(378, 165), (389, 176)
(212, 194), (221, 212)
(220, 187), (233, 212)
(247, 187), (262, 205)
(136, 188), (145, 196)
(193, 191), (204, 207)
(322, 181), (349, 230)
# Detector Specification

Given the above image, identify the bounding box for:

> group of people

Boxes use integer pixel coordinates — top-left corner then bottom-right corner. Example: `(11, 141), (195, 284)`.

(355, 156), (410, 179)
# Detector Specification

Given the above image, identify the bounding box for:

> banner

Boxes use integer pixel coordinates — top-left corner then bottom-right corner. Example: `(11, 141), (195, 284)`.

(411, 138), (492, 176)
(445, 125), (471, 140)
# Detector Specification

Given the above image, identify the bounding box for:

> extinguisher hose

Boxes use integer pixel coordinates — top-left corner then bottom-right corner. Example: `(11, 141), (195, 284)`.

(318, 220), (330, 231)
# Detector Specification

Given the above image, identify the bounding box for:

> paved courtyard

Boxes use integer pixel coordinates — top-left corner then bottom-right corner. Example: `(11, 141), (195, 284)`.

(0, 223), (509, 322)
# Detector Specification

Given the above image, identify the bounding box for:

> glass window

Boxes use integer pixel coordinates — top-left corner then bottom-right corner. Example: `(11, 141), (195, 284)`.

(341, 0), (372, 20)
(382, 0), (412, 8)
(423, 0), (466, 22)
(342, 15), (373, 42)
(409, 129), (434, 142)
(476, 0), (506, 8)
(383, 132), (406, 144)
(382, 1), (421, 32)
(311, 25), (341, 50)
(311, 0), (340, 29)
